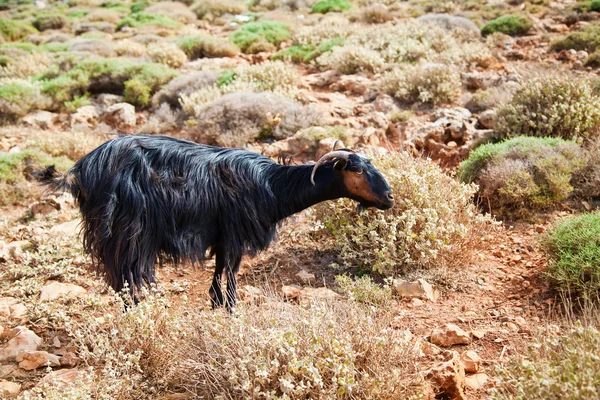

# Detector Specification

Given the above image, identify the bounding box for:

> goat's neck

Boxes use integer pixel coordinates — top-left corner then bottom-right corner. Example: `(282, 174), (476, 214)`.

(268, 163), (341, 222)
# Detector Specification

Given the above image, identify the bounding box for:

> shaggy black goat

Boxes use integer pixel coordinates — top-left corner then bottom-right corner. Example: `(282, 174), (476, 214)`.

(40, 135), (394, 310)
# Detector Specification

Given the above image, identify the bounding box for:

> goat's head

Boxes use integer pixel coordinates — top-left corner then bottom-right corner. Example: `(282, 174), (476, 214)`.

(311, 141), (394, 211)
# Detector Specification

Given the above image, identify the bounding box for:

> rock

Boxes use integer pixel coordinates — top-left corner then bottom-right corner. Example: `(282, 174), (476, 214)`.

(97, 94), (124, 108)
(0, 298), (18, 318)
(104, 102), (137, 132)
(330, 74), (372, 95)
(505, 322), (519, 332)
(50, 219), (80, 236)
(71, 105), (100, 128)
(465, 373), (488, 390)
(73, 21), (116, 35)
(0, 365), (17, 378)
(238, 285), (266, 305)
(298, 287), (340, 304)
(30, 201), (59, 217)
(281, 285), (302, 301)
(296, 269), (316, 284)
(302, 70), (341, 88)
(426, 350), (466, 400)
(0, 241), (32, 262)
(0, 380), (21, 396)
(22, 111), (58, 130)
(8, 303), (26, 319)
(514, 316), (527, 327)
(59, 352), (80, 367)
(461, 350), (482, 373)
(37, 368), (83, 387)
(40, 282), (87, 302)
(421, 340), (442, 356)
(16, 350), (61, 370)
(0, 327), (42, 362)
(392, 279), (439, 302)
(478, 109), (495, 129)
(417, 13), (480, 35)
(461, 71), (502, 90)
(431, 324), (472, 347)
(373, 94), (399, 114)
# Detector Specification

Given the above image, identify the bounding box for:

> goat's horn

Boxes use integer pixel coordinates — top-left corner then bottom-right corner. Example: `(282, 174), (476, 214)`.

(333, 140), (345, 150)
(310, 150), (353, 186)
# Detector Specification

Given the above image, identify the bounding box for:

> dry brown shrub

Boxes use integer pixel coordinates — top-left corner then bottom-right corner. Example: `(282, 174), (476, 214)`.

(85, 9), (122, 24)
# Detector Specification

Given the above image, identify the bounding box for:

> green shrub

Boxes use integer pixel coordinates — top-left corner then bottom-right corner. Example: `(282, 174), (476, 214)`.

(131, 0), (149, 13)
(541, 212), (600, 296)
(481, 15), (533, 36)
(495, 77), (600, 144)
(32, 13), (67, 31)
(272, 37), (344, 63)
(68, 10), (88, 18)
(117, 12), (182, 30)
(379, 62), (461, 105)
(311, 0), (352, 14)
(458, 137), (587, 219)
(494, 323), (600, 399)
(552, 23), (600, 52)
(147, 41), (187, 68)
(335, 275), (391, 307)
(585, 49), (600, 67)
(230, 21), (291, 54)
(315, 151), (491, 275)
(176, 34), (239, 59)
(0, 18), (37, 41)
(191, 0), (244, 20)
(0, 78), (50, 117)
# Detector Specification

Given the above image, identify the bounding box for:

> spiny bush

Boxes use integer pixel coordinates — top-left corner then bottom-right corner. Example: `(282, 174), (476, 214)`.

(494, 323), (600, 399)
(147, 41), (188, 68)
(144, 1), (197, 24)
(0, 78), (50, 117)
(176, 34), (239, 59)
(312, 0), (352, 14)
(379, 62), (461, 105)
(84, 9), (122, 24)
(191, 0), (245, 20)
(113, 39), (146, 56)
(0, 17), (37, 41)
(540, 212), (600, 297)
(335, 275), (392, 307)
(230, 21), (291, 53)
(187, 91), (321, 147)
(294, 15), (354, 46)
(552, 23), (600, 52)
(117, 12), (182, 30)
(481, 15), (533, 36)
(494, 77), (600, 144)
(1, 51), (53, 78)
(32, 13), (67, 31)
(458, 137), (587, 219)
(152, 70), (218, 108)
(315, 151), (492, 275)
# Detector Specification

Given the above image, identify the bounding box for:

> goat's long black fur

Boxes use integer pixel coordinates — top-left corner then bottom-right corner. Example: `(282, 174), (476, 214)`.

(40, 135), (386, 309)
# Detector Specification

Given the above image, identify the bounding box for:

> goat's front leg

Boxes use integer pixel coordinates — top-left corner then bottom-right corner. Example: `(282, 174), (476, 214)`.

(209, 247), (226, 308)
(225, 254), (242, 313)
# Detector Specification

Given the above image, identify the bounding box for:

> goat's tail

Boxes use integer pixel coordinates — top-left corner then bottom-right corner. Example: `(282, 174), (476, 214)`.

(36, 165), (75, 194)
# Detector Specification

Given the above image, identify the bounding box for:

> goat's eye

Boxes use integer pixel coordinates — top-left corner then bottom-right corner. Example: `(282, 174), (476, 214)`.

(356, 168), (363, 175)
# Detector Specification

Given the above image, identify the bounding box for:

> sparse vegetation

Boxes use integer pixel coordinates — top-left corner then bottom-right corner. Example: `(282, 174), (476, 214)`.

(552, 23), (600, 52)
(116, 12), (182, 30)
(191, 0), (245, 20)
(481, 15), (533, 36)
(0, 17), (37, 40)
(176, 34), (239, 59)
(230, 20), (291, 53)
(312, 0), (352, 14)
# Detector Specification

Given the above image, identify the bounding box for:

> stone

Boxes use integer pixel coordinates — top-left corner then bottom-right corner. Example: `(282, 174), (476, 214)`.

(0, 241), (32, 262)
(421, 341), (441, 356)
(50, 219), (81, 236)
(330, 74), (372, 95)
(298, 287), (340, 304)
(465, 373), (488, 390)
(281, 285), (302, 301)
(22, 111), (58, 129)
(0, 298), (18, 318)
(0, 380), (21, 396)
(431, 324), (472, 347)
(37, 368), (84, 387)
(392, 279), (439, 302)
(461, 350), (482, 373)
(16, 350), (61, 370)
(104, 102), (137, 132)
(471, 330), (486, 340)
(238, 285), (266, 305)
(296, 269), (316, 284)
(71, 105), (100, 128)
(30, 201), (59, 217)
(40, 282), (87, 302)
(417, 13), (480, 35)
(59, 352), (80, 367)
(0, 327), (42, 362)
(425, 350), (466, 400)
(8, 303), (26, 319)
(97, 94), (124, 108)
(0, 365), (17, 378)
(478, 109), (496, 129)
(373, 94), (399, 114)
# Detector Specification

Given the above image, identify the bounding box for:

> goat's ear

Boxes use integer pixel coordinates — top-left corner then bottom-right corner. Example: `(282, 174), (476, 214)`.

(334, 159), (347, 170)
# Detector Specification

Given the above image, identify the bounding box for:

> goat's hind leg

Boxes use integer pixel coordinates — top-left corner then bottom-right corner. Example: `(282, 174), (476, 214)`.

(225, 254), (242, 313)
(209, 247), (226, 308)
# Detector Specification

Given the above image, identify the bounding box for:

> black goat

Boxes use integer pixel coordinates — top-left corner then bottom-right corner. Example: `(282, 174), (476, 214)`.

(40, 135), (394, 310)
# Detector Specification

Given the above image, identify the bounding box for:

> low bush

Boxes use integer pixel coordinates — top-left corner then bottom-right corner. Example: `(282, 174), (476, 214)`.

(152, 70), (219, 108)
(84, 9), (122, 24)
(481, 15), (533, 36)
(494, 77), (600, 144)
(335, 275), (391, 307)
(458, 137), (587, 219)
(494, 323), (600, 399)
(117, 12), (182, 30)
(541, 212), (600, 296)
(191, 0), (245, 20)
(230, 21), (291, 53)
(145, 2), (197, 24)
(379, 62), (461, 105)
(552, 23), (600, 52)
(147, 41), (188, 68)
(176, 34), (239, 59)
(0, 51), (53, 78)
(113, 39), (146, 56)
(32, 13), (67, 31)
(315, 151), (492, 275)
(0, 78), (50, 117)
(187, 91), (321, 147)
(0, 17), (37, 41)
(312, 0), (352, 14)
(273, 38), (344, 63)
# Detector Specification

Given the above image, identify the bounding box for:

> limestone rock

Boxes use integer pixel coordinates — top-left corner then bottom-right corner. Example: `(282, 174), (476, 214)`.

(418, 13), (480, 35)
(0, 327), (42, 362)
(393, 279), (439, 302)
(478, 109), (496, 129)
(0, 241), (32, 262)
(431, 324), (472, 347)
(22, 111), (58, 130)
(426, 350), (466, 400)
(37, 368), (84, 387)
(330, 74), (372, 95)
(465, 373), (488, 390)
(373, 94), (399, 114)
(50, 219), (80, 236)
(59, 352), (80, 368)
(17, 350), (61, 370)
(299, 287), (340, 304)
(0, 380), (21, 396)
(104, 102), (137, 132)
(71, 105), (100, 128)
(281, 285), (301, 301)
(461, 350), (482, 373)
(0, 365), (17, 378)
(296, 269), (316, 284)
(40, 282), (87, 302)
(238, 285), (266, 305)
